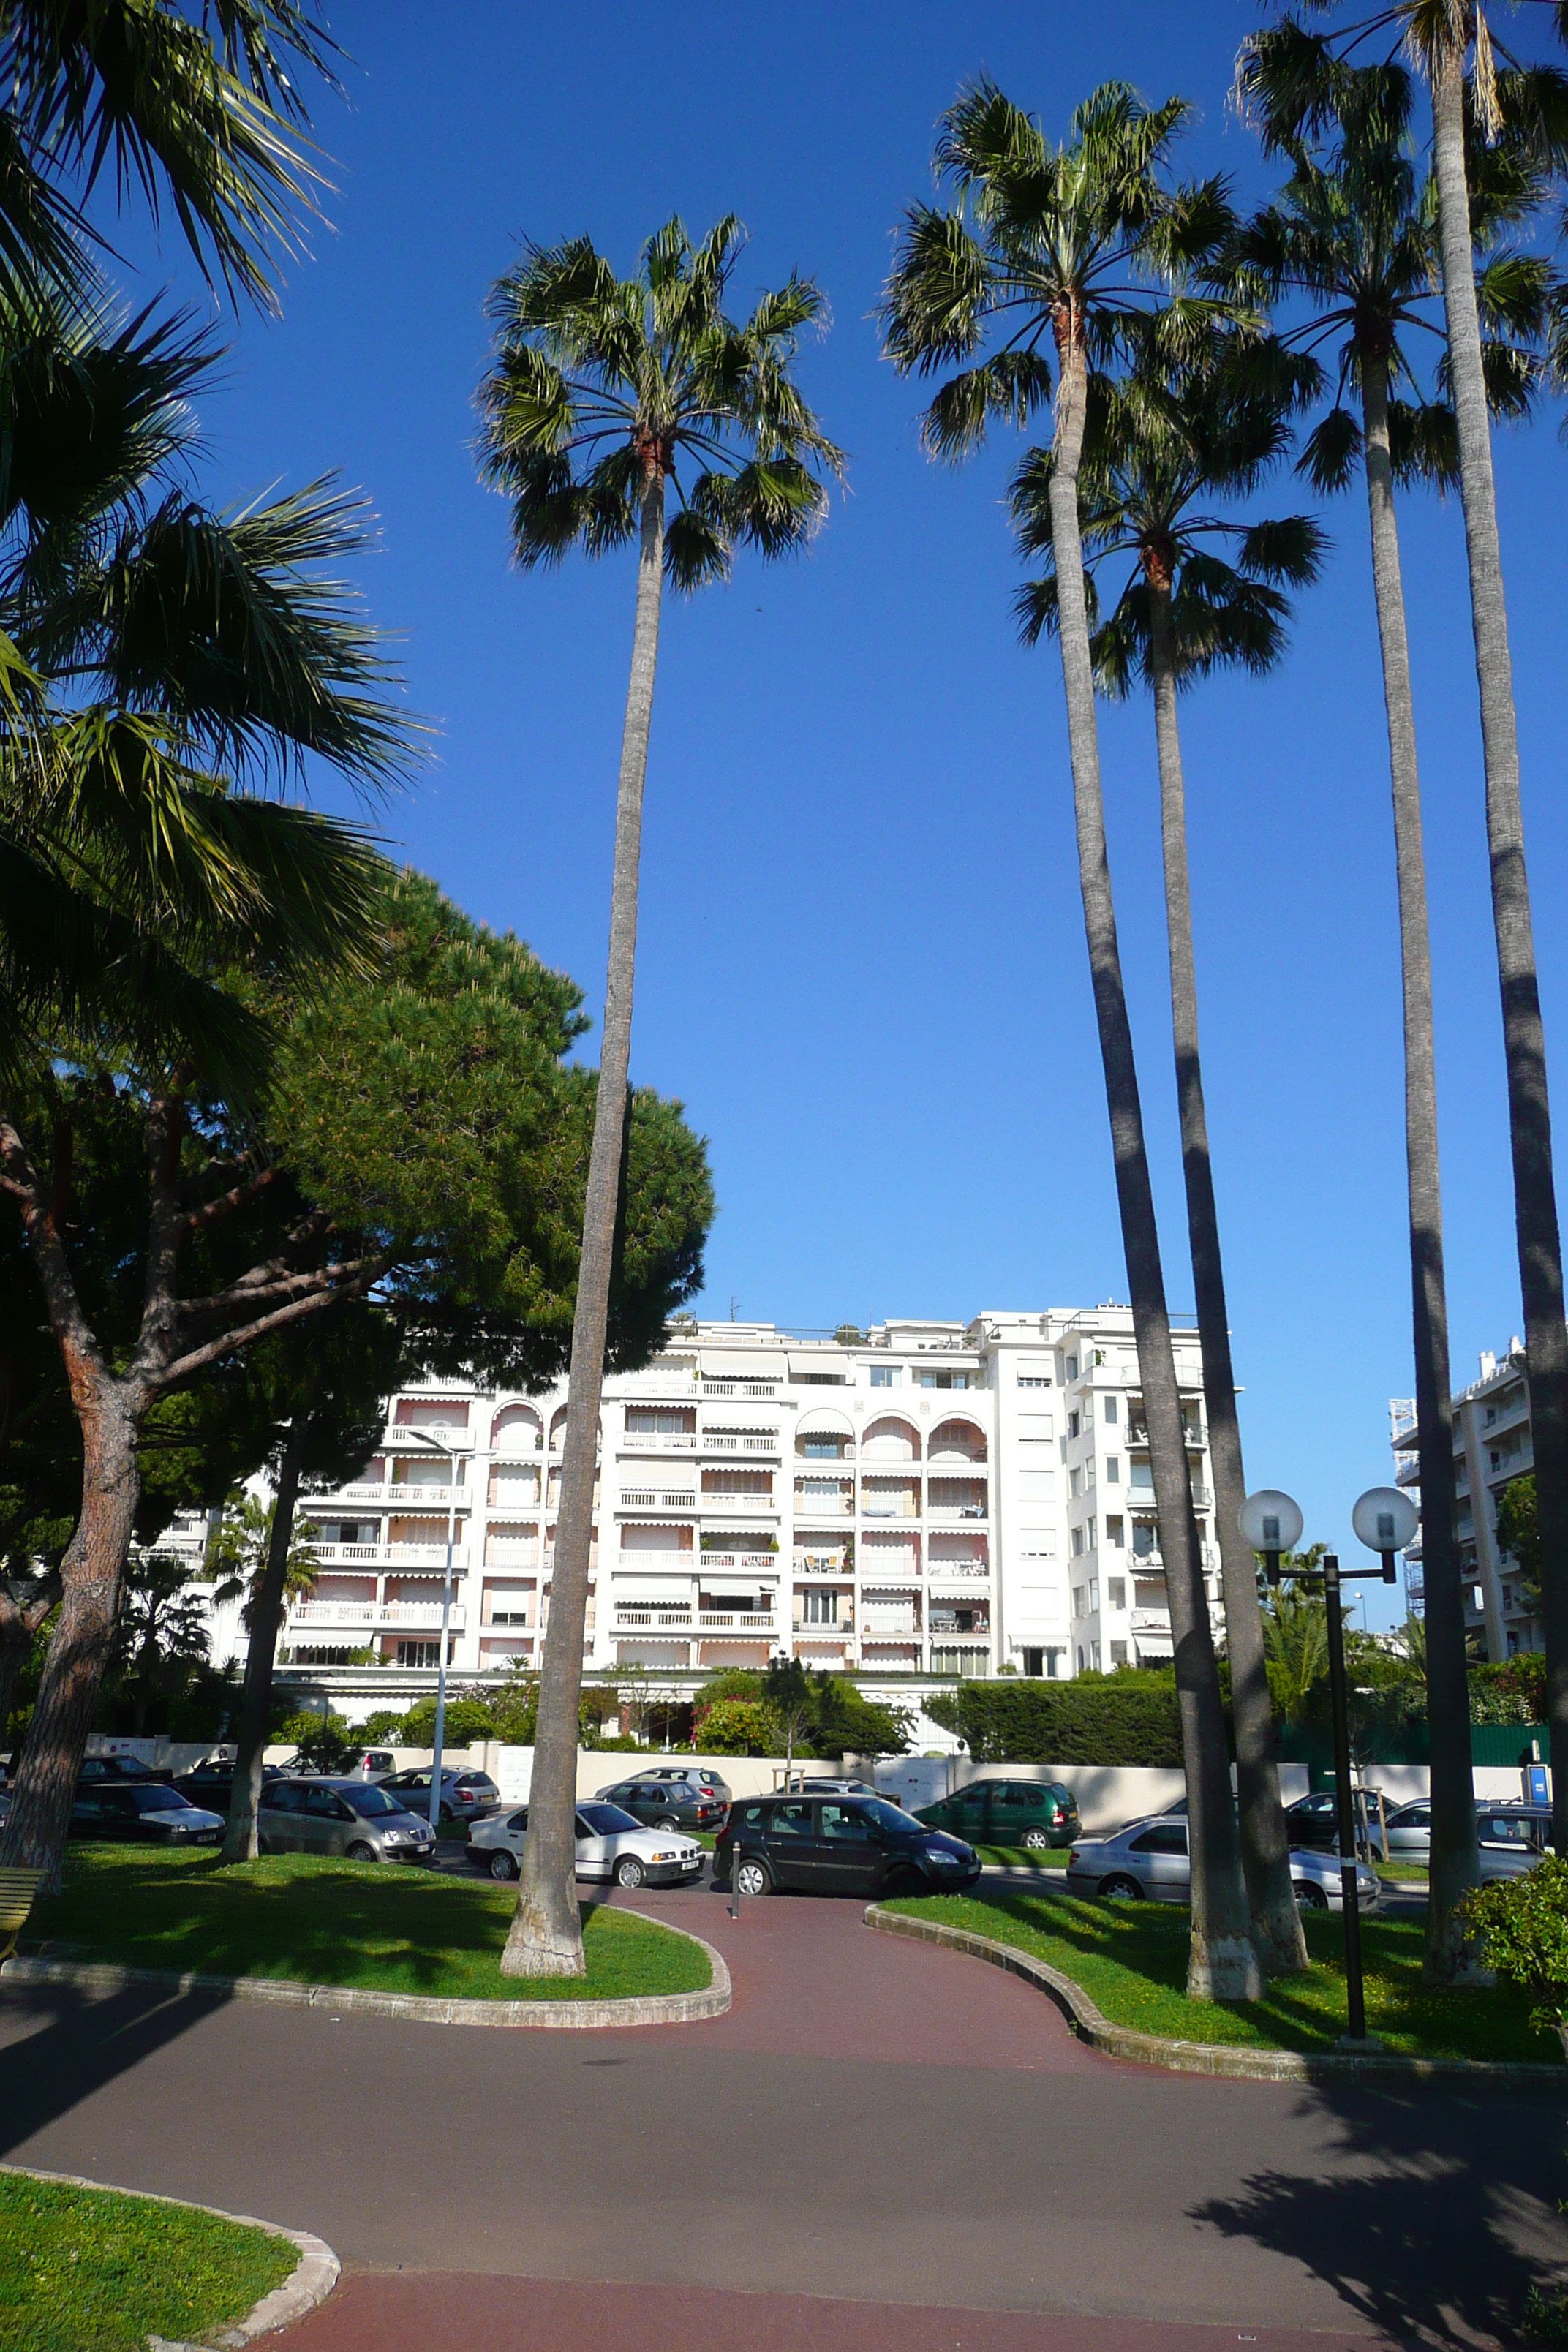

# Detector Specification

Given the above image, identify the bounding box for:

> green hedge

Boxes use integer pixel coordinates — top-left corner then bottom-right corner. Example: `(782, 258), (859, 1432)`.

(928, 1681), (1186, 1767)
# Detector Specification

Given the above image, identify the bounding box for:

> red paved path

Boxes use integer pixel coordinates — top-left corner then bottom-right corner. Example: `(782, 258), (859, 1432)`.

(3, 1874), (1561, 2348)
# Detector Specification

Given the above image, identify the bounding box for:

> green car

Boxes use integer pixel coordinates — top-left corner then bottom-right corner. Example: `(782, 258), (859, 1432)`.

(915, 1777), (1080, 1851)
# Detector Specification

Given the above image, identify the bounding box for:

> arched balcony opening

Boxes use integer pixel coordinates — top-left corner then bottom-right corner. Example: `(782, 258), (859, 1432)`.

(927, 1417), (987, 1465)
(492, 1403), (542, 1453)
(862, 1414), (920, 1463)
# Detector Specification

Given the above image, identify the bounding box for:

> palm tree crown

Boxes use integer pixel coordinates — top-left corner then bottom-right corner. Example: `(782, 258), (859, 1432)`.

(1011, 337), (1326, 689)
(1235, 24), (1549, 491)
(478, 215), (843, 589)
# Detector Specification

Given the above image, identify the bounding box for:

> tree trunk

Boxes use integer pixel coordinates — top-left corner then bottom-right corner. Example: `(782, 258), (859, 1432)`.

(1047, 316), (1259, 2001)
(502, 464), (666, 1978)
(223, 1423), (306, 1863)
(0, 1384), (140, 1891)
(1359, 349), (1481, 1978)
(1431, 34), (1568, 1849)
(1145, 570), (1305, 1978)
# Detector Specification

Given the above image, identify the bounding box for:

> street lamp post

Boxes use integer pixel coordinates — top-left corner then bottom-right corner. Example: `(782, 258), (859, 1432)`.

(400, 1427), (461, 1836)
(1239, 1485), (1417, 2051)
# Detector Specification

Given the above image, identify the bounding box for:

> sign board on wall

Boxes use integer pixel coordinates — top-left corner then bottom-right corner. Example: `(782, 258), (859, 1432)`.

(497, 1746), (534, 1804)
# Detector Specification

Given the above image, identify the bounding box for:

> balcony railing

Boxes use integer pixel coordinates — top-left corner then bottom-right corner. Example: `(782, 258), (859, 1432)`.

(619, 1488), (697, 1510)
(927, 1563), (990, 1584)
(699, 1490), (777, 1512)
(698, 1610), (774, 1631)
(289, 1599), (467, 1629)
(927, 1502), (988, 1522)
(305, 1542), (469, 1570)
(622, 1431), (696, 1449)
(693, 1550), (778, 1570)
(702, 1433), (779, 1455)
(793, 1616), (853, 1633)
(613, 1608), (695, 1631)
(796, 1496), (853, 1517)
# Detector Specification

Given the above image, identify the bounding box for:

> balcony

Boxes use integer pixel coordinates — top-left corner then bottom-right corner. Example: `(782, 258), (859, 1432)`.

(289, 1599), (467, 1630)
(702, 1433), (779, 1456)
(1131, 1608), (1169, 1632)
(622, 1431), (697, 1450)
(612, 1607), (695, 1632)
(927, 1562), (990, 1586)
(693, 1550), (778, 1571)
(862, 1614), (919, 1637)
(698, 1490), (777, 1515)
(793, 1614), (853, 1633)
(698, 1610), (775, 1631)
(927, 1500), (988, 1523)
(796, 1492), (853, 1518)
(306, 1542), (470, 1571)
(619, 1488), (698, 1511)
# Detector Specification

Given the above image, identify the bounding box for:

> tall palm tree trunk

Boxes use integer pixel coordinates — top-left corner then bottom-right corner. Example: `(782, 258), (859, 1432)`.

(223, 1419), (306, 1863)
(502, 464), (666, 1978)
(1430, 34), (1568, 1852)
(1047, 315), (1260, 2000)
(1145, 566), (1306, 1978)
(1360, 350), (1480, 1976)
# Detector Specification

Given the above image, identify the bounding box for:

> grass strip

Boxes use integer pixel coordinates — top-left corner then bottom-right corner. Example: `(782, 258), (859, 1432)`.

(25, 1847), (711, 2003)
(973, 1843), (1070, 1869)
(0, 2172), (295, 2352)
(881, 1884), (1560, 2064)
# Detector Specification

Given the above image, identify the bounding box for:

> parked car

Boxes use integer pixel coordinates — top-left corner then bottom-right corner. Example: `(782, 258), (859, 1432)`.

(255, 1776), (437, 1862)
(714, 1793), (981, 1899)
(1381, 1798), (1554, 1879)
(1065, 1816), (1381, 1912)
(594, 1777), (728, 1833)
(916, 1777), (1080, 1852)
(376, 1767), (499, 1825)
(77, 1753), (171, 1785)
(173, 1762), (284, 1808)
(344, 1749), (397, 1782)
(783, 1776), (882, 1798)
(69, 1783), (225, 1846)
(634, 1765), (732, 1803)
(471, 1800), (705, 1888)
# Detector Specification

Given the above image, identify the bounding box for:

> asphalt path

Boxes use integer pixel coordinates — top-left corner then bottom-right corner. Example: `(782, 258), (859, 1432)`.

(1, 1863), (1564, 2350)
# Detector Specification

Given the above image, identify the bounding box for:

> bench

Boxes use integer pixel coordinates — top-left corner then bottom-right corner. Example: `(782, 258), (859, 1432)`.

(0, 1867), (45, 1966)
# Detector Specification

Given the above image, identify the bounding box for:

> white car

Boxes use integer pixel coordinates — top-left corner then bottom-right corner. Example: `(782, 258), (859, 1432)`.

(469, 1799), (705, 1889)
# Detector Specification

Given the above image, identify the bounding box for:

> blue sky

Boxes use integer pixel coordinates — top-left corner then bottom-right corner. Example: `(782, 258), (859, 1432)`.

(121, 4), (1568, 1625)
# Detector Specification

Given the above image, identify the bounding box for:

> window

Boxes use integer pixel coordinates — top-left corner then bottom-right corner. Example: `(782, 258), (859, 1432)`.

(1106, 1515), (1124, 1548)
(1133, 1523), (1158, 1558)
(1107, 1578), (1126, 1610)
(1087, 1518), (1096, 1550)
(1129, 1823), (1187, 1855)
(802, 1588), (838, 1624)
(1069, 1468), (1081, 1497)
(1066, 1357), (1079, 1381)
(1068, 1410), (1080, 1440)
(1109, 1640), (1129, 1667)
(1071, 1526), (1085, 1556)
(869, 1365), (900, 1387)
(396, 1639), (442, 1668)
(802, 1436), (841, 1458)
(768, 1801), (815, 1837)
(820, 1804), (878, 1842)
(1018, 1374), (1052, 1389)
(1103, 1395), (1118, 1425)
(1104, 1455), (1120, 1485)
(626, 1406), (694, 1434)
(1022, 1646), (1043, 1676)
(919, 1370), (971, 1390)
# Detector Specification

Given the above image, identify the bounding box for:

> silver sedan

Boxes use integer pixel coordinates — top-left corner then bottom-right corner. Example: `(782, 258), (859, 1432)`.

(1065, 1815), (1380, 1912)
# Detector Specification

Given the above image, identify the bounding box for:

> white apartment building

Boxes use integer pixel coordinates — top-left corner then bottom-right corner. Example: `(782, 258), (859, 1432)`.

(1392, 1335), (1543, 1660)
(270, 1306), (1221, 1693)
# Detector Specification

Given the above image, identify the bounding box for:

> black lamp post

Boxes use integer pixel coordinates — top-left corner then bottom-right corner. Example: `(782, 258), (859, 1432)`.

(1240, 1484), (1417, 2051)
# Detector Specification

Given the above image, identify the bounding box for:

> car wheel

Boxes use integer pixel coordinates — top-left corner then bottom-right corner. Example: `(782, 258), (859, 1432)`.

(656, 1816), (681, 1831)
(1022, 1827), (1050, 1851)
(488, 1848), (519, 1882)
(736, 1856), (773, 1899)
(1099, 1874), (1142, 1903)
(616, 1855), (646, 1888)
(438, 1803), (453, 1826)
(1294, 1880), (1330, 1910)
(346, 1841), (377, 1864)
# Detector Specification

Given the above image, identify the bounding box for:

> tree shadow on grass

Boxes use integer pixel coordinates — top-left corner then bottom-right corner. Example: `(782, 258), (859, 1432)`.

(1188, 2084), (1568, 2346)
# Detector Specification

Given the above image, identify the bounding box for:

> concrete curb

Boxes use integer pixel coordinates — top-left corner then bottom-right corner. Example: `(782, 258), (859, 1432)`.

(1, 1915), (730, 2032)
(864, 1904), (1568, 2087)
(0, 2160), (338, 2346)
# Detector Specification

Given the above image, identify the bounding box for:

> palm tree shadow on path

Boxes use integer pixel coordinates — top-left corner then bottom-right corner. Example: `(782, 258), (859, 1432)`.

(1188, 2083), (1568, 2344)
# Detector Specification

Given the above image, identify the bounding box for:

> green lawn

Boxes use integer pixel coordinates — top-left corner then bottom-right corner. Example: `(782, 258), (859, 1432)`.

(973, 1842), (1071, 1869)
(882, 1883), (1560, 2065)
(23, 1847), (711, 2003)
(0, 2171), (295, 2352)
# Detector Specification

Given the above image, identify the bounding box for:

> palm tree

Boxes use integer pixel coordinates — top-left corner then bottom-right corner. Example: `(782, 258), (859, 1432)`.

(0, 303), (408, 1883)
(1243, 0), (1568, 1858)
(477, 216), (841, 1978)
(0, 0), (335, 312)
(1235, 23), (1548, 1973)
(1011, 332), (1324, 1975)
(882, 80), (1261, 1999)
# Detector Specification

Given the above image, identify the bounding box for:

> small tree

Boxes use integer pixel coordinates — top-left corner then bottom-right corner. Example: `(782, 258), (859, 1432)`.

(1460, 1858), (1568, 2058)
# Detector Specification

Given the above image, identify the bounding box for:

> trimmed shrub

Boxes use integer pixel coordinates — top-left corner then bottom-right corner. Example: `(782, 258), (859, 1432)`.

(926, 1680), (1184, 1767)
(1460, 1855), (1568, 2057)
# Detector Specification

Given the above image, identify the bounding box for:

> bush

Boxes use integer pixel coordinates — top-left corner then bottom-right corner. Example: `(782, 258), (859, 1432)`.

(1459, 1855), (1568, 2054)
(925, 1680), (1185, 1767)
(276, 1709), (358, 1772)
(694, 1698), (774, 1755)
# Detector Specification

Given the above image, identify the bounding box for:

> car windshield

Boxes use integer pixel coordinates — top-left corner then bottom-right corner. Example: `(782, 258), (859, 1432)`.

(860, 1798), (918, 1836)
(344, 1785), (404, 1818)
(578, 1803), (641, 1835)
(126, 1787), (191, 1812)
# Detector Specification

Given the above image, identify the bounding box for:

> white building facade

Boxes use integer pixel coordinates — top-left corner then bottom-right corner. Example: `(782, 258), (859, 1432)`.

(1392, 1335), (1543, 1660)
(272, 1307), (1221, 1690)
